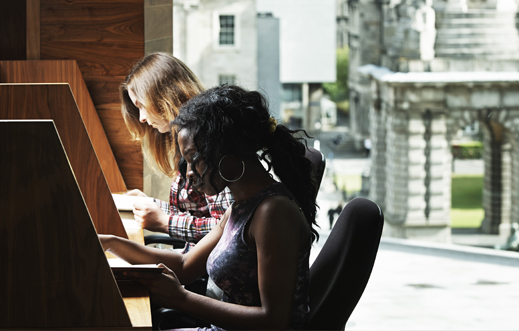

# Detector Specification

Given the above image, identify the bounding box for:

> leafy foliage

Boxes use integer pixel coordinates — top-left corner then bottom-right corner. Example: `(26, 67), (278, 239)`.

(452, 141), (483, 159)
(323, 47), (349, 103)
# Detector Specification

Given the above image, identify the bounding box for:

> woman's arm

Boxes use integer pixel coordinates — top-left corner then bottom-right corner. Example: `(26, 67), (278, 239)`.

(99, 208), (231, 284)
(135, 196), (309, 330)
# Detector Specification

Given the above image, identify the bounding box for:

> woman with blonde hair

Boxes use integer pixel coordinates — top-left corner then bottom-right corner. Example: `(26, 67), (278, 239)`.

(119, 52), (233, 252)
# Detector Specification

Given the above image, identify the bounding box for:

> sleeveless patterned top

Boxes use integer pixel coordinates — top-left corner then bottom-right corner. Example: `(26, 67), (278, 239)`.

(205, 182), (311, 330)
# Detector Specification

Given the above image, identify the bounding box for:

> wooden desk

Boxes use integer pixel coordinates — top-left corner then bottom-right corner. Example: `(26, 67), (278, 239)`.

(111, 220), (152, 328)
(0, 83), (128, 239)
(0, 120), (152, 329)
(107, 196), (155, 328)
(0, 120), (132, 328)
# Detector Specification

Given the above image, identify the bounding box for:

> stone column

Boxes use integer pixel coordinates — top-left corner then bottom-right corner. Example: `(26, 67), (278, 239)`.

(348, 0), (382, 148)
(481, 121), (512, 235)
(302, 83), (310, 131)
(173, 0), (188, 61)
(424, 111), (452, 235)
(510, 130), (519, 235)
(384, 109), (451, 242)
(351, 75), (373, 150)
(385, 111), (427, 232)
(369, 80), (387, 211)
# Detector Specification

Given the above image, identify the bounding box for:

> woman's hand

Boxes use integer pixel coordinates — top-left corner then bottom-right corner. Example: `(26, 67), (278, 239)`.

(128, 263), (187, 309)
(133, 200), (170, 233)
(125, 189), (148, 197)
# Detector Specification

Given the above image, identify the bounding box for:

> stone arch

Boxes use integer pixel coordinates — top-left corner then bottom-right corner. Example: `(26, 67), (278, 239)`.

(449, 109), (515, 236)
(360, 65), (519, 242)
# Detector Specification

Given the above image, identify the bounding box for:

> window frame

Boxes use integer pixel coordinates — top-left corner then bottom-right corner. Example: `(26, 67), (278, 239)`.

(218, 74), (237, 86)
(213, 12), (240, 50)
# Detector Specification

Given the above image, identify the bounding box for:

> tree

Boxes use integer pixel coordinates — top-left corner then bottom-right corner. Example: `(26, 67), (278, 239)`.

(323, 46), (349, 104)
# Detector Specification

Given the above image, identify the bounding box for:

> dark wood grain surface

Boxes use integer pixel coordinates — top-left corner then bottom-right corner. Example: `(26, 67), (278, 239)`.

(0, 2), (26, 60)
(1, 0), (149, 192)
(0, 84), (128, 239)
(39, 0), (145, 190)
(0, 60), (128, 193)
(0, 120), (132, 328)
(86, 75), (144, 190)
(26, 0), (40, 60)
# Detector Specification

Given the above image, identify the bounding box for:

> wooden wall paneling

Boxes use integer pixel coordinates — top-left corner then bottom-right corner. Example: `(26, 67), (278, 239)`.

(39, 0), (146, 191)
(0, 120), (132, 328)
(0, 60), (127, 193)
(0, 1), (26, 60)
(86, 75), (144, 190)
(40, 0), (145, 45)
(0, 84), (128, 239)
(41, 41), (144, 76)
(26, 0), (41, 60)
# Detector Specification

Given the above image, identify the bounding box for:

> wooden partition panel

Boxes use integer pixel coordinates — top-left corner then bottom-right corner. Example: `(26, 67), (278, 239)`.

(0, 0), (146, 190)
(0, 2), (26, 60)
(0, 60), (127, 193)
(0, 120), (131, 328)
(0, 84), (127, 239)
(40, 0), (145, 190)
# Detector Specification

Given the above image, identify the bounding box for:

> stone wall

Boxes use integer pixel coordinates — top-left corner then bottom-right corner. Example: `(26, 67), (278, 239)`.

(349, 0), (519, 241)
(347, 0), (382, 147)
(348, 0), (519, 148)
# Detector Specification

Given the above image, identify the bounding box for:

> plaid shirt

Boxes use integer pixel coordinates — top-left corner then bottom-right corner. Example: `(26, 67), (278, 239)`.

(154, 174), (234, 253)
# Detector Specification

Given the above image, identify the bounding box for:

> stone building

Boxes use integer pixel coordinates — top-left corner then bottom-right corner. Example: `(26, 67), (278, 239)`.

(257, 0), (337, 130)
(174, 0), (337, 131)
(336, 0), (349, 49)
(173, 0), (258, 89)
(348, 0), (519, 242)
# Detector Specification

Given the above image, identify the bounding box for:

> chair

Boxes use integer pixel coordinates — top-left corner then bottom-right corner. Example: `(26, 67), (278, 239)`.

(305, 147), (326, 199)
(307, 197), (384, 330)
(144, 234), (186, 249)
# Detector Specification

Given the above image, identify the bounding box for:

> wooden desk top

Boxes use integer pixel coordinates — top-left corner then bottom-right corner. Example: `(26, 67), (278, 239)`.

(107, 219), (152, 329)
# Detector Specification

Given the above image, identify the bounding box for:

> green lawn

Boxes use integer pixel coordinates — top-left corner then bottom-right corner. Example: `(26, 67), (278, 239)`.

(451, 174), (484, 228)
(334, 173), (484, 228)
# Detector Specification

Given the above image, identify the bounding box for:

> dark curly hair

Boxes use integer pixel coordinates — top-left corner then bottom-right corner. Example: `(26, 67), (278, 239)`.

(172, 85), (319, 243)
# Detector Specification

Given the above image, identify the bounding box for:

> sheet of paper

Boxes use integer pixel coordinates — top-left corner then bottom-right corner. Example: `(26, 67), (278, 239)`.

(111, 193), (154, 211)
(108, 258), (163, 272)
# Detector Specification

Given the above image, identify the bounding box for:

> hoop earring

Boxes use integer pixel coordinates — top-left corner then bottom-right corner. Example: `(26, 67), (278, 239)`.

(218, 155), (245, 183)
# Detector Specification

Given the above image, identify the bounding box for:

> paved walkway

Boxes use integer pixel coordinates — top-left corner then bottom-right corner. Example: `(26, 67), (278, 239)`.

(311, 142), (519, 330)
(345, 240), (519, 330)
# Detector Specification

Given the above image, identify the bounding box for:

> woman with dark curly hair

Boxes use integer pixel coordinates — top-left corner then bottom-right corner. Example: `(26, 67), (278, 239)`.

(100, 85), (319, 330)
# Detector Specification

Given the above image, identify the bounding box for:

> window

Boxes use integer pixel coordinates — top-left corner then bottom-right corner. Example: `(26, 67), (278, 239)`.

(219, 15), (235, 46)
(213, 12), (240, 49)
(219, 75), (236, 86)
(282, 84), (302, 102)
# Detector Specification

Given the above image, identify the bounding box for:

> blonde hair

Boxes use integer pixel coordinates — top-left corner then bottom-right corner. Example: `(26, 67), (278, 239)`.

(120, 53), (204, 177)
